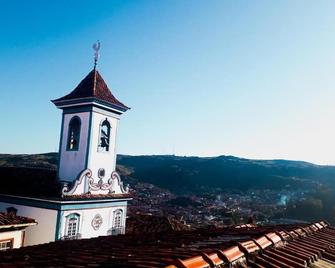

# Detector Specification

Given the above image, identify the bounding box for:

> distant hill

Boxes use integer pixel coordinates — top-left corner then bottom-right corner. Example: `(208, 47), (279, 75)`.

(0, 153), (58, 170)
(1, 153), (335, 193)
(117, 155), (335, 193)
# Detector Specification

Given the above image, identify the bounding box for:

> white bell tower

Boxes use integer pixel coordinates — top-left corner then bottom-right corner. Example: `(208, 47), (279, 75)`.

(52, 42), (130, 196)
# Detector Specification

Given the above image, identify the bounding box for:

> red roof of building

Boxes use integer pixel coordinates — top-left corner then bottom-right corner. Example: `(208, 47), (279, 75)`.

(0, 212), (36, 230)
(126, 214), (190, 235)
(1, 221), (334, 267)
(52, 69), (129, 111)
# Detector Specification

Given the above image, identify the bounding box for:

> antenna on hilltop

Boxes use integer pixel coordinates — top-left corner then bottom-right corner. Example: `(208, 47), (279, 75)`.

(93, 40), (101, 69)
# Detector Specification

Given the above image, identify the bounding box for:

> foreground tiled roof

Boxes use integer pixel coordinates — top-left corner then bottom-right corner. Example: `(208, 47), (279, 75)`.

(52, 69), (129, 111)
(0, 212), (36, 230)
(1, 221), (334, 267)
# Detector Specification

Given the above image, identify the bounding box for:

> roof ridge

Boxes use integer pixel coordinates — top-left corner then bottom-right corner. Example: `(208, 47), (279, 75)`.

(93, 68), (97, 95)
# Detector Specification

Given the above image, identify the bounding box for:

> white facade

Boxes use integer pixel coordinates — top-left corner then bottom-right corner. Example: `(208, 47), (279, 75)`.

(0, 230), (24, 249)
(58, 107), (121, 184)
(87, 107), (120, 181)
(58, 204), (127, 239)
(56, 100), (130, 197)
(0, 195), (130, 246)
(58, 111), (91, 182)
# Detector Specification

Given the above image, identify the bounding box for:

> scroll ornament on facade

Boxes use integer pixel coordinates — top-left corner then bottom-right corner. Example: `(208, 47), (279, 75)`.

(62, 169), (129, 196)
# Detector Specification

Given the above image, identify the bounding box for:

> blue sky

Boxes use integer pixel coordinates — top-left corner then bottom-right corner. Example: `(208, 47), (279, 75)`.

(1, 0), (335, 164)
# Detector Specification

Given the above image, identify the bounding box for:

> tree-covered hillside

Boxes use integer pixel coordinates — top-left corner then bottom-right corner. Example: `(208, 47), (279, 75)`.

(117, 155), (335, 193)
(1, 153), (335, 193)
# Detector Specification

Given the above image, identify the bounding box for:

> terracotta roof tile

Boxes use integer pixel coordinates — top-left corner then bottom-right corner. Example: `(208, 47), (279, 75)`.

(219, 246), (245, 263)
(0, 212), (36, 229)
(2, 221), (335, 267)
(264, 232), (282, 245)
(289, 230), (300, 239)
(309, 224), (318, 231)
(293, 228), (307, 237)
(201, 252), (223, 266)
(315, 222), (323, 229)
(176, 255), (209, 268)
(254, 236), (273, 249)
(239, 240), (260, 254)
(126, 214), (189, 235)
(271, 248), (307, 266)
(320, 221), (328, 227)
(276, 230), (292, 241)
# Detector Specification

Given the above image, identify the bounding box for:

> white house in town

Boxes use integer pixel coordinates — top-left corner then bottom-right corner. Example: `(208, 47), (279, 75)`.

(0, 209), (37, 251)
(0, 47), (132, 246)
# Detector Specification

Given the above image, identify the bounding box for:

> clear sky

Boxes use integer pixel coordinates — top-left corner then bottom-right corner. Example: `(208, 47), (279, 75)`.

(1, 0), (335, 164)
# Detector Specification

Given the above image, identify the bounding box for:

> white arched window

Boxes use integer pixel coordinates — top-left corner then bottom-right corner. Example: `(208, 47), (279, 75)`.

(98, 119), (111, 152)
(65, 213), (80, 239)
(67, 116), (81, 151)
(108, 209), (124, 235)
(113, 209), (123, 229)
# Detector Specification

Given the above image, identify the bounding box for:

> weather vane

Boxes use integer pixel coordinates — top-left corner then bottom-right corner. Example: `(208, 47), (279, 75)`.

(93, 40), (101, 69)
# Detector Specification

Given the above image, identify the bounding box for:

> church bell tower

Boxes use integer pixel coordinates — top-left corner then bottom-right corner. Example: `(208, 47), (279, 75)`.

(52, 42), (130, 196)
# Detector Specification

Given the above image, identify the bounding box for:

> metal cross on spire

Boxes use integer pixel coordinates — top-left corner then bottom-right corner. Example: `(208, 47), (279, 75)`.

(93, 40), (101, 69)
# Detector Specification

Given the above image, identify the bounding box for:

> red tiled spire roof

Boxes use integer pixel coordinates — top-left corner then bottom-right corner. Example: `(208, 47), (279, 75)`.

(52, 69), (129, 111)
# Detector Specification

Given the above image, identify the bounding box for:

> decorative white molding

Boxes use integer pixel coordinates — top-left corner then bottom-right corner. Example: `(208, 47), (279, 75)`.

(62, 169), (92, 196)
(61, 169), (129, 196)
(88, 176), (112, 192)
(111, 171), (129, 194)
(88, 171), (129, 194)
(91, 214), (103, 230)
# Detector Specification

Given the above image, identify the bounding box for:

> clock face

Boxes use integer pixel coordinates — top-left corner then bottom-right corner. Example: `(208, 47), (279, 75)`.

(92, 214), (103, 230)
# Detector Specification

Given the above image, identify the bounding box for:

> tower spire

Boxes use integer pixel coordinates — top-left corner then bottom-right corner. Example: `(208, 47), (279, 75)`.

(92, 40), (101, 70)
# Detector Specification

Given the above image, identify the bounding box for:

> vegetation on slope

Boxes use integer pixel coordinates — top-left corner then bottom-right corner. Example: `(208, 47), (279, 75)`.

(117, 155), (335, 193)
(1, 153), (335, 223)
(1, 153), (335, 193)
